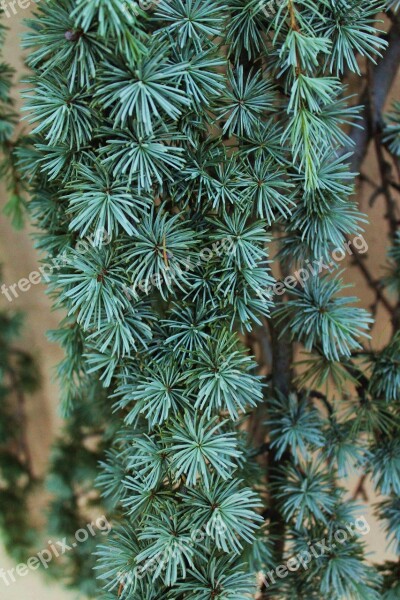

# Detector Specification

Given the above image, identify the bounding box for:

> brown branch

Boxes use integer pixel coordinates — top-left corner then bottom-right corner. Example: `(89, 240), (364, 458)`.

(351, 473), (369, 502)
(287, 0), (300, 32)
(347, 236), (396, 318)
(264, 311), (294, 561)
(346, 20), (400, 173)
(368, 61), (400, 240)
(309, 389), (334, 416)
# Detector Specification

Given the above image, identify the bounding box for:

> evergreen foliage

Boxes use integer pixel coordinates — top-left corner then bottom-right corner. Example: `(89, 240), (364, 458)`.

(13, 0), (400, 598)
(0, 16), (26, 229)
(0, 289), (40, 562)
(384, 101), (400, 156)
(43, 385), (114, 596)
(0, 12), (114, 589)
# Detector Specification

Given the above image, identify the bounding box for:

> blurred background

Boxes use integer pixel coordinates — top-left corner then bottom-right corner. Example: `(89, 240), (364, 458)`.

(0, 5), (398, 599)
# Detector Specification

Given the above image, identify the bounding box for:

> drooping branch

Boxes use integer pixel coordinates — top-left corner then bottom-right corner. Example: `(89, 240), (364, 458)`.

(347, 19), (400, 173)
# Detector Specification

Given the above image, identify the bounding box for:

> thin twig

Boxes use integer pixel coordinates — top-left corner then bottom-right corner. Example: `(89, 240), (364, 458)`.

(347, 236), (396, 318)
(351, 474), (369, 502)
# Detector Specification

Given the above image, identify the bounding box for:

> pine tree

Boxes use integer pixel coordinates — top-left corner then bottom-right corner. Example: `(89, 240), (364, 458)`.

(17, 0), (400, 598)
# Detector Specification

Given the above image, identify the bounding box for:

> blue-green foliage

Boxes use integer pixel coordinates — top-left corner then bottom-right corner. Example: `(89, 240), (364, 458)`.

(384, 102), (400, 156)
(19, 0), (400, 598)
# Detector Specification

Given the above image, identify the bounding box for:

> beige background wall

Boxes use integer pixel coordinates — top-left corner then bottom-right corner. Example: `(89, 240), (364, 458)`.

(0, 4), (398, 599)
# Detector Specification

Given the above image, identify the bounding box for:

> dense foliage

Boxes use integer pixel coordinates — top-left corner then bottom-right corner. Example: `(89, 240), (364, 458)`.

(7, 0), (400, 598)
